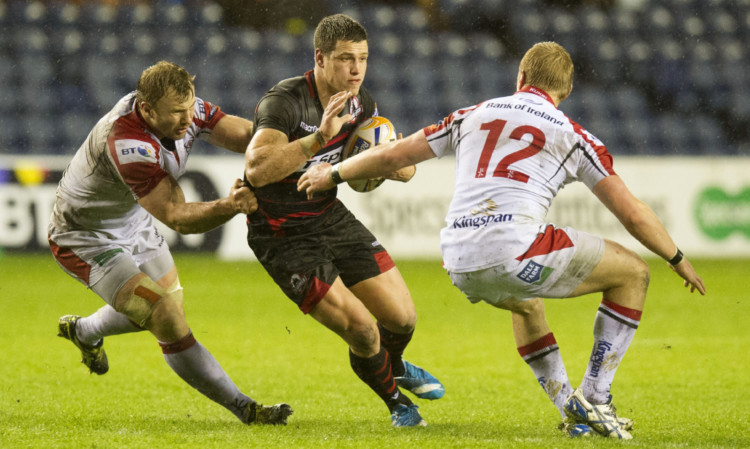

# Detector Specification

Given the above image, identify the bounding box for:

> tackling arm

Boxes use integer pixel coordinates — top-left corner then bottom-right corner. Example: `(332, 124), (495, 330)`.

(206, 114), (254, 154)
(297, 129), (435, 197)
(138, 175), (257, 234)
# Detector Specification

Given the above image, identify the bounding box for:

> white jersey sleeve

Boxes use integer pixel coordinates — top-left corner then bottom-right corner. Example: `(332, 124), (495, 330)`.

(423, 87), (616, 272)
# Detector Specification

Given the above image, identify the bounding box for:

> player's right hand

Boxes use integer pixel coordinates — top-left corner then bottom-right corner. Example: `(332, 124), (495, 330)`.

(230, 178), (258, 214)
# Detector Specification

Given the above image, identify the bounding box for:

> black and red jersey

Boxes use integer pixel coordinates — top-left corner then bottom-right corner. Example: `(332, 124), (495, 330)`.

(248, 70), (378, 237)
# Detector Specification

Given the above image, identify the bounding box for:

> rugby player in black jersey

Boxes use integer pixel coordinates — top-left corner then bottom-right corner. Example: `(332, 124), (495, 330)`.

(243, 14), (444, 427)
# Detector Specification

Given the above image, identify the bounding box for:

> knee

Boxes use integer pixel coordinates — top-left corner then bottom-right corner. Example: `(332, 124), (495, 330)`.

(114, 274), (186, 335)
(634, 257), (651, 291)
(382, 308), (417, 334)
(346, 320), (380, 355)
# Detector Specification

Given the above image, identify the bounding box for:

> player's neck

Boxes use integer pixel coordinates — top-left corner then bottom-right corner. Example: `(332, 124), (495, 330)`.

(312, 68), (336, 109)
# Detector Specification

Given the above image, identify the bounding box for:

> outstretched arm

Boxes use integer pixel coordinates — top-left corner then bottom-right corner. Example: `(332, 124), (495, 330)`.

(297, 129), (435, 198)
(205, 114), (254, 154)
(139, 176), (257, 235)
(593, 175), (706, 294)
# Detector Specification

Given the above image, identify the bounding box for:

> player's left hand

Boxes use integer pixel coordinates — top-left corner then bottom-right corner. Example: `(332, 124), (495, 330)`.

(385, 164), (416, 182)
(230, 178), (258, 214)
(319, 91), (353, 142)
(298, 163), (335, 200)
(669, 257), (706, 295)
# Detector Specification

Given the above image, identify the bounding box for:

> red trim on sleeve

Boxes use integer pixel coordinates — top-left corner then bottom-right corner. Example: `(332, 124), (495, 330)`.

(516, 225), (574, 261)
(194, 99), (226, 130)
(568, 119), (616, 175)
(423, 112), (456, 137)
(49, 238), (91, 285)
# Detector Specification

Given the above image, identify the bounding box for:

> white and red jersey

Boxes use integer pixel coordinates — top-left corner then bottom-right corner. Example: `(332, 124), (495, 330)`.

(50, 92), (225, 235)
(424, 86), (616, 272)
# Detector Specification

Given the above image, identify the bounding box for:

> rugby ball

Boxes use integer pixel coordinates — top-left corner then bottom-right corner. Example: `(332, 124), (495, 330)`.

(341, 116), (397, 192)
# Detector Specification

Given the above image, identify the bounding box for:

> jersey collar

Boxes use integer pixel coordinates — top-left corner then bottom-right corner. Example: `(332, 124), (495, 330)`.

(517, 85), (555, 105)
(304, 70), (317, 99)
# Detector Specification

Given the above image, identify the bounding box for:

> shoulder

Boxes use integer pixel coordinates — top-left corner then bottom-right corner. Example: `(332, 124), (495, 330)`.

(193, 97), (226, 130)
(107, 113), (162, 165)
(264, 75), (310, 103)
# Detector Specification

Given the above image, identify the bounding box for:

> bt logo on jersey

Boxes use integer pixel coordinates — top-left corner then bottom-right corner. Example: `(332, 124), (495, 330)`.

(115, 140), (156, 165)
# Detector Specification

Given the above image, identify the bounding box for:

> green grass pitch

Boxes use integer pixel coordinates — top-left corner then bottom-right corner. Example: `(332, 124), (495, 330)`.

(0, 253), (747, 448)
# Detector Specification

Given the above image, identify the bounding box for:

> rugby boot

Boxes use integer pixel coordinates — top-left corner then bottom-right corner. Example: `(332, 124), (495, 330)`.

(244, 402), (293, 425)
(391, 404), (427, 427)
(395, 360), (445, 399)
(564, 388), (632, 439)
(57, 314), (108, 375)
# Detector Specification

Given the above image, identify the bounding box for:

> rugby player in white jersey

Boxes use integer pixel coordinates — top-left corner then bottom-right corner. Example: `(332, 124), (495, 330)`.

(298, 42), (706, 438)
(50, 61), (292, 425)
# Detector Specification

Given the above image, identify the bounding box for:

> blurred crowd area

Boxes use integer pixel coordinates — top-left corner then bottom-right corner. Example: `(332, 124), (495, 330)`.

(0, 0), (747, 156)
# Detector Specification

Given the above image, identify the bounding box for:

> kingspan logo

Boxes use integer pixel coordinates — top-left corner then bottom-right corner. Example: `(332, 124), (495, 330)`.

(694, 187), (750, 240)
(452, 199), (513, 229)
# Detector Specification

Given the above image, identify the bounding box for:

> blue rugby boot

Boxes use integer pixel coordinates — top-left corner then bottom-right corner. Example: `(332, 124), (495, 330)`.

(391, 404), (427, 427)
(395, 360), (445, 400)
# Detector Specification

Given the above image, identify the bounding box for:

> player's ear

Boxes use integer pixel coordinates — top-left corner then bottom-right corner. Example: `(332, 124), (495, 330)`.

(138, 101), (153, 118)
(314, 49), (325, 68)
(516, 70), (526, 91)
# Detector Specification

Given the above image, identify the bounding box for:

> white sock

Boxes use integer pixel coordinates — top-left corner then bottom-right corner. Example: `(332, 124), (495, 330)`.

(160, 332), (252, 422)
(76, 305), (144, 346)
(518, 332), (573, 419)
(580, 299), (641, 404)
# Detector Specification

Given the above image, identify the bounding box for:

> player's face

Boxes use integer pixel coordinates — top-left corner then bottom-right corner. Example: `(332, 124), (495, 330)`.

(141, 89), (196, 140)
(320, 40), (368, 95)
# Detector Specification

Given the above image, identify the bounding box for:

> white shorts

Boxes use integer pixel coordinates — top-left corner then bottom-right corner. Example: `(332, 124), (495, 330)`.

(48, 223), (174, 306)
(447, 226), (604, 306)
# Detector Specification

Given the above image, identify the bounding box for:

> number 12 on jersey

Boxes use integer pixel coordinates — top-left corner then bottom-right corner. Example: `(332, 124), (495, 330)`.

(475, 119), (546, 183)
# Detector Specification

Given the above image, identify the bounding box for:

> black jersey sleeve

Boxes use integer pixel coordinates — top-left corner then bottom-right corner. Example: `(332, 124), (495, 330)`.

(254, 92), (301, 137)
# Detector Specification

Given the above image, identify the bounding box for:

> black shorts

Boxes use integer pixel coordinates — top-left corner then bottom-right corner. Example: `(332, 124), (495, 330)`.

(248, 203), (395, 314)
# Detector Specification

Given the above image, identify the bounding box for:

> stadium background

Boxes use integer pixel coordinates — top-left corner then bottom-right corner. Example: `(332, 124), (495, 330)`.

(1, 0), (748, 156)
(1, 0), (749, 259)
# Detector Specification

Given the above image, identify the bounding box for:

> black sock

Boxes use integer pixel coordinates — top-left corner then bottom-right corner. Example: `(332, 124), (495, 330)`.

(349, 347), (412, 411)
(377, 322), (413, 377)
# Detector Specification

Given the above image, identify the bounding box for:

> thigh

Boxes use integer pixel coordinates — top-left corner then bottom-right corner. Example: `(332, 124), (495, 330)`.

(249, 233), (340, 314)
(568, 239), (647, 297)
(49, 232), (141, 305)
(139, 249), (177, 289)
(349, 266), (416, 332)
(309, 277), (377, 338)
(330, 215), (395, 287)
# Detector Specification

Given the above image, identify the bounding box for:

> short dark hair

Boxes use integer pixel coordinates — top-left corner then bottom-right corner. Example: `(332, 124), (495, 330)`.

(313, 14), (367, 55)
(136, 60), (195, 106)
